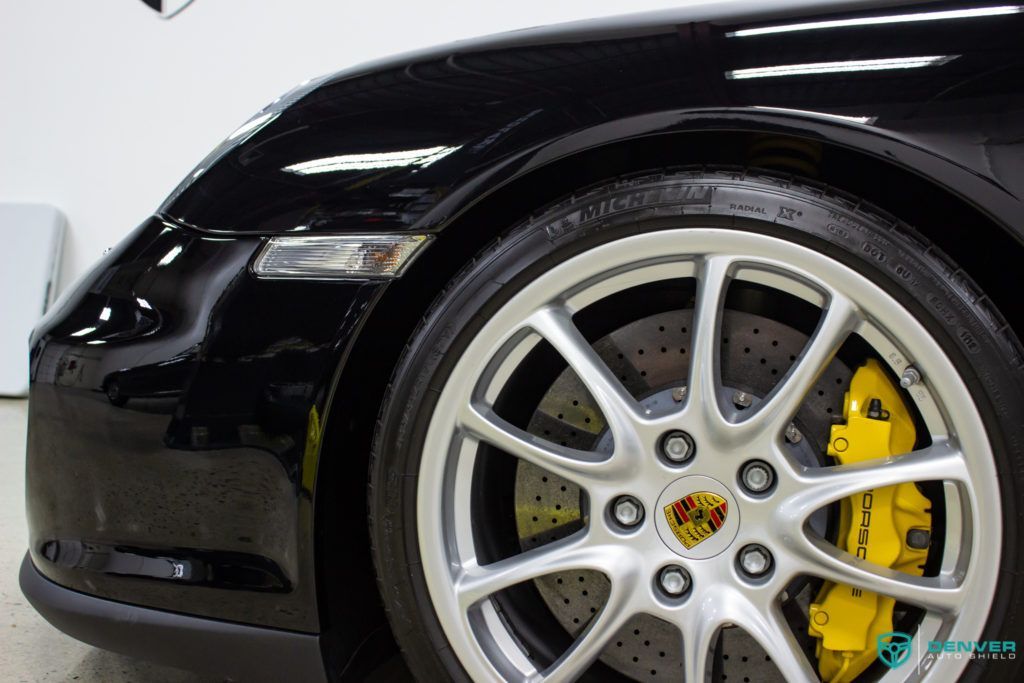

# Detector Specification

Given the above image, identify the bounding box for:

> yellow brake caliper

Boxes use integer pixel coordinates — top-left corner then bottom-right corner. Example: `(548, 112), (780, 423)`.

(808, 359), (932, 682)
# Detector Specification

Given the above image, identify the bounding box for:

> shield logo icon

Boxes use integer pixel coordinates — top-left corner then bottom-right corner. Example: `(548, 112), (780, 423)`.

(138, 0), (196, 19)
(877, 631), (914, 669)
(663, 491), (728, 549)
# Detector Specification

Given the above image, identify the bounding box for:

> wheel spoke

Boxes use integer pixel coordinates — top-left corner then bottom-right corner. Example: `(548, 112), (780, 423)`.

(779, 440), (967, 520)
(460, 403), (611, 487)
(456, 532), (605, 609)
(686, 256), (733, 425)
(680, 603), (722, 683)
(738, 294), (859, 442)
(528, 306), (643, 446)
(541, 586), (633, 683)
(739, 601), (818, 682)
(792, 535), (964, 614)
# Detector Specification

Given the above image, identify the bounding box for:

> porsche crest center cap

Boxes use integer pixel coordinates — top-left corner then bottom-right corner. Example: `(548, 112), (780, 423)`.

(664, 491), (728, 549)
(655, 476), (739, 559)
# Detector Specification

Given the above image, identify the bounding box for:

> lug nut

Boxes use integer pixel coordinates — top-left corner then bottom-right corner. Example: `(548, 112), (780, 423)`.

(738, 544), (773, 577)
(900, 366), (922, 389)
(660, 430), (695, 464)
(612, 495), (644, 527)
(740, 460), (775, 494)
(733, 390), (753, 409)
(671, 386), (688, 403)
(657, 565), (691, 597)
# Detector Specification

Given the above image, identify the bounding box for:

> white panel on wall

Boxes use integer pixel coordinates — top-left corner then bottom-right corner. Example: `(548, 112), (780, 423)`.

(0, 204), (65, 396)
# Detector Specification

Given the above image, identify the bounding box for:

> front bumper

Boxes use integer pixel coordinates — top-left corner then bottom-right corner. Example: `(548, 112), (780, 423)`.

(25, 216), (383, 631)
(19, 553), (327, 682)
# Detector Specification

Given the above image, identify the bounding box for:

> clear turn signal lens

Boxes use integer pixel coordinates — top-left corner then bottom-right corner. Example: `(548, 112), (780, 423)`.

(253, 234), (431, 279)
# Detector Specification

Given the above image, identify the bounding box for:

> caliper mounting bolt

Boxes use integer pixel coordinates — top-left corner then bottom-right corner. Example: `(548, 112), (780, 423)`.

(900, 366), (922, 389)
(785, 423), (803, 444)
(906, 528), (931, 549)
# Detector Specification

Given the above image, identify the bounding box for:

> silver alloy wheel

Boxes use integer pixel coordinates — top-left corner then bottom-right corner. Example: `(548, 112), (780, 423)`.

(416, 228), (1000, 682)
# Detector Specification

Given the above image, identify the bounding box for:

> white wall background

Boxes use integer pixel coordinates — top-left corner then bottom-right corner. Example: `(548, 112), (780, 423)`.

(0, 0), (715, 292)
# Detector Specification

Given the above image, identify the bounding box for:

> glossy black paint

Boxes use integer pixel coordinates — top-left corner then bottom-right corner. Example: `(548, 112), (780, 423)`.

(25, 0), (1024, 675)
(162, 0), (1023, 239)
(27, 217), (383, 631)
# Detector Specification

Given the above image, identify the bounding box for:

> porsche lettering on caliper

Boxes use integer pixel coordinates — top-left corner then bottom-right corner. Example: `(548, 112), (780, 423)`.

(808, 359), (932, 682)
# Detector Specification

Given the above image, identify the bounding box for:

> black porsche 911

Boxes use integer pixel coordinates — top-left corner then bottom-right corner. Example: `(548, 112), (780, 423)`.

(20, 1), (1024, 681)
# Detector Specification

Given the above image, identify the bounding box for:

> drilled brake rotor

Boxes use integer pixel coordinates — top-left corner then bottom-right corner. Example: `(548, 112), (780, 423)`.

(514, 309), (851, 681)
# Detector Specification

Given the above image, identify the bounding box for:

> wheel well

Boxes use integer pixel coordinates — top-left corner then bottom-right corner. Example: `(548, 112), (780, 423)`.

(313, 129), (1024, 677)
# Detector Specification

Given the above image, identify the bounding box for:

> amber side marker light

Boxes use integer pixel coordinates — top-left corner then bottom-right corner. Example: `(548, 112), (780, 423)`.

(253, 234), (432, 280)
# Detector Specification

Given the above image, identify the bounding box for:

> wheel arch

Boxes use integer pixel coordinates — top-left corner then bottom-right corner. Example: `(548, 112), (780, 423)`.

(312, 115), (1024, 676)
(415, 109), (1024, 337)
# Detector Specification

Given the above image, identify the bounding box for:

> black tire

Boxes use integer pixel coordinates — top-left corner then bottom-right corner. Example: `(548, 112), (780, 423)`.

(369, 168), (1024, 682)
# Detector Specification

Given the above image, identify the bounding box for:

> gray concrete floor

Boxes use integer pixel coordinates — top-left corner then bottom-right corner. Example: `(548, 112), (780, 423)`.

(0, 398), (222, 682)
